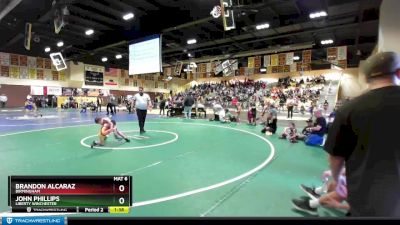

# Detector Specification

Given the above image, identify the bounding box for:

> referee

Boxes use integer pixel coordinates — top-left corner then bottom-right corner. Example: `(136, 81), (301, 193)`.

(132, 87), (152, 134)
(324, 52), (400, 216)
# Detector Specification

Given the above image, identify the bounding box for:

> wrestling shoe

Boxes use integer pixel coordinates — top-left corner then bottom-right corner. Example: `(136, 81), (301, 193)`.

(91, 141), (96, 149)
(300, 184), (321, 199)
(125, 138), (130, 143)
(291, 197), (318, 216)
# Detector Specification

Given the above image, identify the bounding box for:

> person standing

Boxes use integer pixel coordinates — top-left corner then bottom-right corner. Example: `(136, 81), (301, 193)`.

(286, 96), (295, 119)
(324, 52), (400, 216)
(0, 94), (7, 108)
(96, 95), (102, 112)
(132, 87), (152, 134)
(159, 95), (166, 116)
(183, 93), (195, 119)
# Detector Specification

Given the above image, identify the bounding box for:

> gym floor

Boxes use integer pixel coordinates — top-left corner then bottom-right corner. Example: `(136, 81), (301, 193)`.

(0, 109), (345, 217)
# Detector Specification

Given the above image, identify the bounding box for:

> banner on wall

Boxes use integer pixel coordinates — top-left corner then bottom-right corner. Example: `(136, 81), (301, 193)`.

(290, 63), (297, 72)
(271, 54), (279, 66)
(0, 52), (10, 66)
(19, 66), (27, 79)
(327, 47), (337, 61)
(337, 46), (347, 60)
(254, 56), (261, 68)
(36, 57), (44, 68)
(46, 86), (62, 96)
(19, 55), (27, 67)
(278, 54), (286, 66)
(10, 54), (19, 66)
(36, 69), (44, 80)
(44, 58), (52, 69)
(174, 61), (183, 76)
(302, 50), (312, 63)
(1, 66), (9, 77)
(248, 57), (255, 68)
(28, 56), (37, 68)
(29, 68), (37, 79)
(85, 65), (104, 86)
(286, 52), (294, 65)
(104, 68), (119, 87)
(31, 86), (44, 95)
(264, 55), (270, 67)
(206, 63), (212, 73)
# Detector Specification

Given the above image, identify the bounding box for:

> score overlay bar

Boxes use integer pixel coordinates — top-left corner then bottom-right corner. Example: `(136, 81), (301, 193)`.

(8, 176), (132, 213)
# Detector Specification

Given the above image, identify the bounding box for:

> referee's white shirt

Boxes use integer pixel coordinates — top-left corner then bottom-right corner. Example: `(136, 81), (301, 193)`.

(133, 93), (151, 110)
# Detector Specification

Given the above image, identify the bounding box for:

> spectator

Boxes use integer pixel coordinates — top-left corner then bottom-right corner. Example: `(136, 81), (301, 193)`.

(279, 122), (298, 143)
(0, 94), (7, 108)
(324, 52), (400, 216)
(304, 109), (327, 146)
(261, 104), (278, 135)
(159, 96), (166, 116)
(286, 96), (295, 119)
(183, 93), (195, 119)
(96, 96), (102, 112)
(298, 119), (314, 140)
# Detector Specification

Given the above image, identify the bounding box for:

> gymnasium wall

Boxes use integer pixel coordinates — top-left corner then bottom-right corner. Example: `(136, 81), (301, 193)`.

(0, 84), (30, 108)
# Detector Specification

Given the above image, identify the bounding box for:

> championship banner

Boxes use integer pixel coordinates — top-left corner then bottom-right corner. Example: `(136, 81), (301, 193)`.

(278, 53), (286, 66)
(254, 56), (262, 68)
(337, 46), (347, 60)
(125, 78), (129, 86)
(37, 57), (44, 69)
(284, 65), (290, 73)
(1, 66), (9, 77)
(45, 70), (52, 80)
(27, 56), (36, 68)
(248, 57), (255, 68)
(36, 69), (44, 80)
(290, 63), (297, 72)
(239, 67), (245, 76)
(267, 66), (272, 74)
(327, 47), (337, 61)
(206, 63), (212, 73)
(19, 66), (27, 79)
(59, 70), (65, 81)
(271, 66), (278, 73)
(164, 67), (171, 76)
(337, 60), (347, 69)
(174, 62), (183, 76)
(286, 52), (294, 65)
(44, 59), (52, 69)
(264, 55), (271, 67)
(104, 68), (119, 87)
(52, 71), (59, 81)
(0, 52), (10, 66)
(10, 54), (19, 66)
(302, 50), (312, 63)
(29, 68), (37, 79)
(271, 54), (279, 66)
(201, 63), (207, 73)
(278, 66), (284, 73)
(19, 55), (28, 67)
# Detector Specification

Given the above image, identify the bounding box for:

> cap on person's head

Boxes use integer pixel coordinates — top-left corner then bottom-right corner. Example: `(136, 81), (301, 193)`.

(362, 52), (400, 78)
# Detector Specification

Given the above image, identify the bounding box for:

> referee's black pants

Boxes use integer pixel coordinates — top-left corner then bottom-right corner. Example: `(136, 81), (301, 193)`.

(287, 106), (294, 118)
(136, 109), (147, 132)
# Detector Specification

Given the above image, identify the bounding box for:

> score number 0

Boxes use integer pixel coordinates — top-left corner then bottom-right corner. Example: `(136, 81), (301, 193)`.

(119, 185), (125, 205)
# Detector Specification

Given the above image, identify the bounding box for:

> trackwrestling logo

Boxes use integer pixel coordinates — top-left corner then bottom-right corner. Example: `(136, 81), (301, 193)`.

(2, 217), (64, 225)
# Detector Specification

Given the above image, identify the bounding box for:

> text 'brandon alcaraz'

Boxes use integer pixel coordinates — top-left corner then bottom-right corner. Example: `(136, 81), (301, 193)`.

(14, 183), (76, 194)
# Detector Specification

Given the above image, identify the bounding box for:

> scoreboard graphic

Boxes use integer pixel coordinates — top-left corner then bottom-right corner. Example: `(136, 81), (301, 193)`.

(8, 176), (132, 214)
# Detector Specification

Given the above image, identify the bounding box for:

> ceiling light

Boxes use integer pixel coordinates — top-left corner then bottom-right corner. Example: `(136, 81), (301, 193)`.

(256, 23), (270, 30)
(85, 29), (94, 36)
(260, 68), (267, 72)
(123, 13), (134, 21)
(321, 39), (334, 45)
(44, 47), (51, 53)
(309, 11), (328, 19)
(57, 41), (64, 47)
(187, 39), (197, 45)
(101, 57), (108, 62)
(188, 53), (192, 57)
(115, 54), (122, 59)
(293, 56), (300, 61)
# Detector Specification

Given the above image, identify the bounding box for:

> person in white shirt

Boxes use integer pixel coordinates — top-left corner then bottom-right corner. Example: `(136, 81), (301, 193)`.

(132, 87), (152, 134)
(0, 94), (7, 108)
